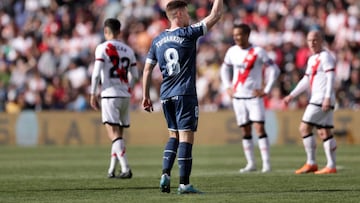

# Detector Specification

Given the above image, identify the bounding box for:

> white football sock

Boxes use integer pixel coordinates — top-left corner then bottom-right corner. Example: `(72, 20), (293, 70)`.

(258, 137), (270, 170)
(323, 137), (337, 168)
(303, 134), (316, 165)
(113, 139), (130, 173)
(108, 151), (117, 174)
(242, 138), (255, 167)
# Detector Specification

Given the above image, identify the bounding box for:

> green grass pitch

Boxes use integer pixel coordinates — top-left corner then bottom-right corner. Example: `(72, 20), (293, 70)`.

(0, 144), (359, 203)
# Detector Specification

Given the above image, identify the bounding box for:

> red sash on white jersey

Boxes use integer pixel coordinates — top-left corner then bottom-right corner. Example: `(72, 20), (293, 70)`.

(106, 43), (128, 83)
(309, 55), (321, 90)
(233, 47), (257, 90)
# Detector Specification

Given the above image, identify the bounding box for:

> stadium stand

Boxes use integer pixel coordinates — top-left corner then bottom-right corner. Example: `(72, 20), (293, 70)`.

(0, 0), (359, 113)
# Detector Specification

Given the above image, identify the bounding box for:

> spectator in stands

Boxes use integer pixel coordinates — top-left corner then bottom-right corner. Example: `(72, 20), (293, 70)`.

(0, 0), (359, 112)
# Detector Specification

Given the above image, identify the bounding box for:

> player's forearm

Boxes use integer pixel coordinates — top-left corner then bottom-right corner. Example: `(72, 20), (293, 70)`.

(263, 65), (280, 94)
(325, 70), (335, 98)
(129, 66), (139, 89)
(290, 76), (309, 98)
(203, 0), (223, 30)
(90, 61), (102, 94)
(142, 64), (152, 98)
(220, 63), (232, 89)
(90, 75), (99, 95)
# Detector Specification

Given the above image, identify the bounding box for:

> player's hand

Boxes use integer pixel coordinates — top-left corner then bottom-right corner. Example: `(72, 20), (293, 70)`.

(226, 87), (234, 97)
(322, 98), (331, 112)
(142, 98), (153, 112)
(253, 89), (265, 97)
(90, 95), (99, 111)
(283, 95), (292, 105)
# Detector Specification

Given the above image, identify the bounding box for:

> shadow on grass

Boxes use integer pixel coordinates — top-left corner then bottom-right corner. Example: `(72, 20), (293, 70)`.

(7, 187), (357, 194)
(0, 186), (360, 194)
(211, 188), (360, 194)
(2, 186), (160, 193)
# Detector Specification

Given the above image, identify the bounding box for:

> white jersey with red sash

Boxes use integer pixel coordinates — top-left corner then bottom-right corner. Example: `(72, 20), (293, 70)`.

(221, 45), (279, 126)
(306, 51), (336, 105)
(91, 39), (138, 98)
(90, 39), (138, 126)
(289, 50), (336, 105)
(221, 45), (277, 98)
(289, 50), (336, 128)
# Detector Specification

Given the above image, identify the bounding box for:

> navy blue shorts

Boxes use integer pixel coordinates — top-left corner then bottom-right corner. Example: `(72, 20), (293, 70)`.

(161, 95), (198, 132)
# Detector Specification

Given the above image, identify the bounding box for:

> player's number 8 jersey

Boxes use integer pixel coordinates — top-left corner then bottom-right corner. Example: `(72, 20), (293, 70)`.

(146, 22), (206, 99)
(165, 48), (181, 76)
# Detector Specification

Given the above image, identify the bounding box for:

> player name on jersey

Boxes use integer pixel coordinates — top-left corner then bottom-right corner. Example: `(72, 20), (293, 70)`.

(155, 35), (185, 48)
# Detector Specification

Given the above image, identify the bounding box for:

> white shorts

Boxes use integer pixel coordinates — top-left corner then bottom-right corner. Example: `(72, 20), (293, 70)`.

(302, 103), (334, 128)
(101, 97), (130, 127)
(232, 97), (265, 126)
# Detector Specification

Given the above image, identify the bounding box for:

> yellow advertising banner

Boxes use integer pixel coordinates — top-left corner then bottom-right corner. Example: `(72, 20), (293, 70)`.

(0, 109), (358, 146)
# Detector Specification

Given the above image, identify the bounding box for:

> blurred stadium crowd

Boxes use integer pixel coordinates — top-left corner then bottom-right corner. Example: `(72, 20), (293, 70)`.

(0, 0), (359, 113)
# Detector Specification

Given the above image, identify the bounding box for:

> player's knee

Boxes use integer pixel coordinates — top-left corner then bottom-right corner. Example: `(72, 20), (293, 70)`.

(253, 123), (265, 135)
(318, 129), (331, 140)
(299, 124), (311, 136)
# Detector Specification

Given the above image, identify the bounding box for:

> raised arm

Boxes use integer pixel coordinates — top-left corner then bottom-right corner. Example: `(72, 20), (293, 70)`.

(202, 0), (224, 31)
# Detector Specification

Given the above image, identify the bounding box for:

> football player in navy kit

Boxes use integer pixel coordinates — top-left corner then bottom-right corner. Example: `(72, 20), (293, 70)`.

(142, 0), (223, 194)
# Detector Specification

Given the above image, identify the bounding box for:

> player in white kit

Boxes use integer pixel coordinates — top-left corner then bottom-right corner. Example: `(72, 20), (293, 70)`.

(90, 18), (139, 178)
(283, 29), (337, 174)
(221, 23), (279, 173)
